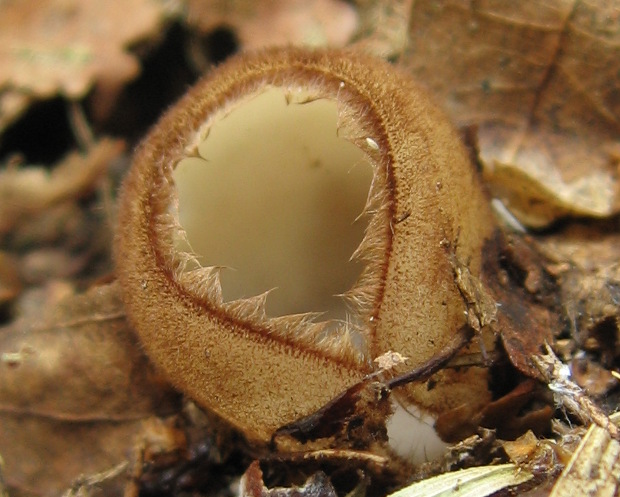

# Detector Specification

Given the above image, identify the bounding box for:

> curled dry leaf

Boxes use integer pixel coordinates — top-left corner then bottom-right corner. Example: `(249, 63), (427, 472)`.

(484, 161), (618, 229)
(0, 138), (123, 237)
(403, 0), (620, 227)
(0, 282), (182, 496)
(479, 233), (558, 380)
(0, 0), (179, 130)
(186, 0), (358, 50)
(504, 430), (549, 466)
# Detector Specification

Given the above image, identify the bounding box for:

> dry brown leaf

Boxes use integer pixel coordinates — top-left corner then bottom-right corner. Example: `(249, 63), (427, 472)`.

(186, 0), (358, 49)
(570, 355), (617, 398)
(503, 430), (543, 466)
(403, 0), (620, 227)
(538, 222), (620, 271)
(351, 0), (412, 58)
(0, 251), (21, 305)
(531, 224), (620, 348)
(1, 2), (618, 493)
(0, 282), (179, 419)
(503, 430), (569, 479)
(2, 414), (188, 497)
(3, 415), (137, 497)
(484, 160), (617, 229)
(560, 264), (620, 350)
(0, 0), (178, 131)
(0, 282), (182, 496)
(476, 233), (557, 381)
(0, 138), (123, 237)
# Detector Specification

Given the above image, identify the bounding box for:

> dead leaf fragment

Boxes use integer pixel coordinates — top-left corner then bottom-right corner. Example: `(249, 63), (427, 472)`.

(0, 282), (178, 420)
(570, 354), (617, 398)
(538, 222), (620, 271)
(187, 0), (358, 50)
(481, 233), (557, 380)
(503, 430), (568, 483)
(0, 282), (182, 496)
(503, 430), (543, 466)
(0, 0), (178, 130)
(1, 413), (188, 497)
(387, 463), (533, 497)
(351, 0), (412, 58)
(0, 90), (31, 135)
(485, 162), (619, 228)
(559, 263), (620, 353)
(404, 0), (620, 227)
(0, 138), (123, 236)
(1, 414), (137, 497)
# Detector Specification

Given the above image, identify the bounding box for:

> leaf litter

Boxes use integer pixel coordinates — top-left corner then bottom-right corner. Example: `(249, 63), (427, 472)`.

(1, 0), (620, 495)
(0, 0), (181, 133)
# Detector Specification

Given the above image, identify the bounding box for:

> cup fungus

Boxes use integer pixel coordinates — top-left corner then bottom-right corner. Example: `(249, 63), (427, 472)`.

(115, 47), (497, 461)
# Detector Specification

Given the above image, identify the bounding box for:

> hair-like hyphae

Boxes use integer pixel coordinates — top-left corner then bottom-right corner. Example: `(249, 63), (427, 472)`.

(115, 47), (496, 453)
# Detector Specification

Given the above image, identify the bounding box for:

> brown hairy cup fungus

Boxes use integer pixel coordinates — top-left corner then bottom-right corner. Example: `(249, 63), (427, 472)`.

(115, 47), (496, 461)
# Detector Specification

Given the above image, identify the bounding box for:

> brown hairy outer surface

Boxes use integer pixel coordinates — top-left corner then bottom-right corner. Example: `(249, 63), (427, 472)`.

(115, 47), (496, 443)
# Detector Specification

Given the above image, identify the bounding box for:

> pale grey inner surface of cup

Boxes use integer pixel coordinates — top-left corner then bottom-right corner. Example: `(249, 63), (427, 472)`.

(173, 87), (373, 321)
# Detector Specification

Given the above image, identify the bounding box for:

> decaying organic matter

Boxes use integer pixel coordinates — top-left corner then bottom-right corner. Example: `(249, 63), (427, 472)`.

(1, 2), (620, 496)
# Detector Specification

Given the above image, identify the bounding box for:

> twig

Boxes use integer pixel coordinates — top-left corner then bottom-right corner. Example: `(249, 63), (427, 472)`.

(532, 344), (620, 441)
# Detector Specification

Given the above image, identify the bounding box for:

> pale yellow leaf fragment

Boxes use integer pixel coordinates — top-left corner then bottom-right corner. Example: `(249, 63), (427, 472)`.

(485, 161), (617, 228)
(387, 463), (533, 497)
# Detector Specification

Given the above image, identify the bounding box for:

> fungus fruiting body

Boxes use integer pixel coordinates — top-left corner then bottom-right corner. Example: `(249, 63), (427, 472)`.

(115, 48), (496, 459)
